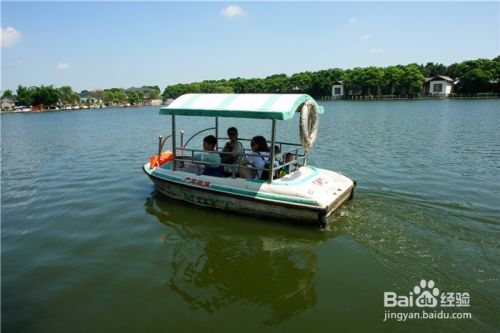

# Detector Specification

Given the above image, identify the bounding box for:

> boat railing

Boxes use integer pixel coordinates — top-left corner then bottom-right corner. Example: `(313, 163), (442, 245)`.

(158, 128), (306, 182)
(181, 127), (216, 150)
(169, 141), (305, 181)
(157, 134), (173, 158)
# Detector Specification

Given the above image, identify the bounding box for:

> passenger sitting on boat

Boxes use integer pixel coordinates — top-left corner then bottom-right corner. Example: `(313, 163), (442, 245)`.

(220, 127), (244, 177)
(265, 145), (281, 178)
(239, 135), (269, 179)
(194, 135), (223, 177)
(279, 153), (298, 177)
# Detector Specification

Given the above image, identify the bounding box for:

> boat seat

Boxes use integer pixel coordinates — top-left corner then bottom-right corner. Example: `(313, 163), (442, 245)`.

(203, 166), (224, 177)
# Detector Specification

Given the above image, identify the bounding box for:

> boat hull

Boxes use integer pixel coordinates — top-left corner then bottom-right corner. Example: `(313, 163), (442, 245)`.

(143, 164), (355, 226)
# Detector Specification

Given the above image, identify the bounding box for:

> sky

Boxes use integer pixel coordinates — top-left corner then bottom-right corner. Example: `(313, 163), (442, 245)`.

(1, 1), (499, 92)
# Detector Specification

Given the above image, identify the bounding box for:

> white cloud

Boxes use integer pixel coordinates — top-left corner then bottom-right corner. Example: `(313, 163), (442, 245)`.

(56, 62), (71, 70)
(360, 34), (371, 41)
(1, 26), (21, 47)
(222, 5), (244, 18)
(369, 48), (384, 54)
(349, 17), (357, 24)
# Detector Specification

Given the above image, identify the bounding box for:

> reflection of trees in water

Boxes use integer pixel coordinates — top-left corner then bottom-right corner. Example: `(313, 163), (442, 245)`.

(145, 194), (324, 325)
(169, 235), (317, 325)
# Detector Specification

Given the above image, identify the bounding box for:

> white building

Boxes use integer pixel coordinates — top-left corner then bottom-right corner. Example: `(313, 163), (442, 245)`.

(1, 97), (16, 111)
(331, 81), (344, 99)
(425, 75), (454, 97)
(148, 99), (162, 106)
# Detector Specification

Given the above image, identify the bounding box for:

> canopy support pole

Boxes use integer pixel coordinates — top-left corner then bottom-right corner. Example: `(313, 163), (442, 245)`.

(215, 117), (219, 149)
(269, 119), (277, 183)
(172, 115), (177, 171)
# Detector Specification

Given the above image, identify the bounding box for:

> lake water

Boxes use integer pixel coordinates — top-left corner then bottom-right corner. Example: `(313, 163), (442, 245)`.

(1, 99), (499, 332)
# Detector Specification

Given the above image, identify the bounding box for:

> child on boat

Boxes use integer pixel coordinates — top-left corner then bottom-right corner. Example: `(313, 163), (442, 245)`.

(279, 153), (298, 177)
(194, 135), (223, 177)
(220, 127), (244, 177)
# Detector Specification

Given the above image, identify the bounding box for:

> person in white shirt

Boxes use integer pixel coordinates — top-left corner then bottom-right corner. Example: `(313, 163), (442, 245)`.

(239, 135), (269, 179)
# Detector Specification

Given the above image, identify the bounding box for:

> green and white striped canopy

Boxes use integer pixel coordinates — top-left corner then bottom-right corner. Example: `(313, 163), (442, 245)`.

(160, 93), (323, 120)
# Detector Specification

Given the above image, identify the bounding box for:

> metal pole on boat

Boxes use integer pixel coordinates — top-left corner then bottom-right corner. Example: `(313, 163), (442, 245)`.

(269, 119), (277, 183)
(215, 117), (219, 149)
(180, 130), (185, 157)
(158, 135), (163, 158)
(172, 115), (177, 171)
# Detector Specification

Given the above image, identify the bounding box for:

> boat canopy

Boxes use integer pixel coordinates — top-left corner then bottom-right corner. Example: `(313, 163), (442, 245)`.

(160, 93), (324, 120)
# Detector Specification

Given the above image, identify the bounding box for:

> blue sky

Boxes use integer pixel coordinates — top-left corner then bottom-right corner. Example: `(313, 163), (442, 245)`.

(1, 1), (499, 92)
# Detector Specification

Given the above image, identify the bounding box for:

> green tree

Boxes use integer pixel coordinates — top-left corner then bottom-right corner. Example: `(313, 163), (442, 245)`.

(362, 66), (384, 95)
(16, 85), (34, 106)
(128, 92), (140, 105)
(114, 90), (128, 104)
(445, 62), (461, 80)
(159, 56), (499, 99)
(402, 64), (425, 96)
(345, 67), (364, 95)
(289, 72), (312, 93)
(2, 89), (14, 99)
(212, 85), (234, 93)
(419, 62), (447, 77)
(238, 78), (265, 93)
(92, 90), (104, 100)
(383, 66), (405, 95)
(147, 90), (160, 99)
(461, 68), (492, 93)
(341, 69), (353, 95)
(309, 70), (341, 97)
(59, 85), (79, 105)
(31, 85), (60, 106)
(228, 77), (248, 93)
(485, 58), (500, 92)
(163, 84), (193, 99)
(101, 88), (128, 104)
(447, 58), (497, 93)
(72, 92), (81, 104)
(102, 91), (114, 105)
(264, 74), (290, 93)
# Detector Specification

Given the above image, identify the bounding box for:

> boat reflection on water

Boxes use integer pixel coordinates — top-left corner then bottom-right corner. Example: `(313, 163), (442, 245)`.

(145, 191), (330, 325)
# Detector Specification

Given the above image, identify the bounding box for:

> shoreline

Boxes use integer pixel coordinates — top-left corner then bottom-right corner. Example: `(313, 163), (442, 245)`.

(320, 95), (500, 101)
(2, 96), (498, 114)
(0, 104), (165, 114)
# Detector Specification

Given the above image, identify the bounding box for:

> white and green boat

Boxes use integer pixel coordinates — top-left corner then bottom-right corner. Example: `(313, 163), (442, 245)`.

(143, 93), (355, 227)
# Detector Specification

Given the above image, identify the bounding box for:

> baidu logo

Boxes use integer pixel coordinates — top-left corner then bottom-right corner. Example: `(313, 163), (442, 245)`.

(384, 279), (470, 309)
(383, 279), (472, 322)
(384, 279), (440, 308)
(414, 279), (440, 307)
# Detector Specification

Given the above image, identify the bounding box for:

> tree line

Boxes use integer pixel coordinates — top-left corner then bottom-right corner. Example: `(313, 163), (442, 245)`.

(162, 56), (500, 99)
(2, 56), (499, 107)
(1, 85), (161, 108)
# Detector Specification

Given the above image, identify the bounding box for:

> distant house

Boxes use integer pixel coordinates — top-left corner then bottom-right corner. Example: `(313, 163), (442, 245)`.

(424, 75), (454, 97)
(126, 86), (161, 105)
(331, 80), (344, 99)
(79, 91), (102, 105)
(125, 86), (158, 96)
(148, 99), (163, 106)
(1, 97), (16, 111)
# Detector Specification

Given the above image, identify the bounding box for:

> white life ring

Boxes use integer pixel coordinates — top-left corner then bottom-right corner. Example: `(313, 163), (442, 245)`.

(299, 101), (319, 150)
